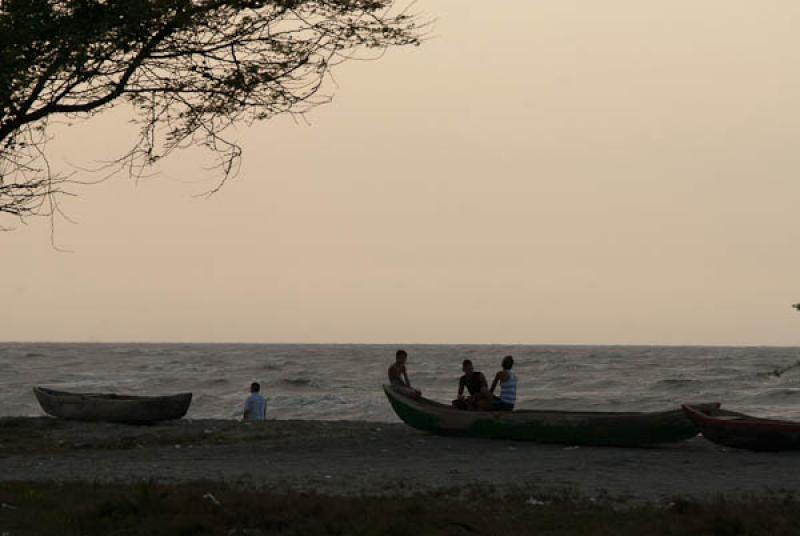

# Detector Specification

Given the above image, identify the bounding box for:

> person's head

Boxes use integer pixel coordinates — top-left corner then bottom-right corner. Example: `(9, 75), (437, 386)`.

(396, 349), (407, 364)
(462, 359), (474, 374)
(501, 355), (514, 370)
(250, 382), (260, 393)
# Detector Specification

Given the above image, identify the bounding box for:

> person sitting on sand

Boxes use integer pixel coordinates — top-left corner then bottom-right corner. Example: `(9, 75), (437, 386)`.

(488, 355), (517, 411)
(243, 382), (267, 422)
(388, 349), (422, 398)
(452, 359), (489, 410)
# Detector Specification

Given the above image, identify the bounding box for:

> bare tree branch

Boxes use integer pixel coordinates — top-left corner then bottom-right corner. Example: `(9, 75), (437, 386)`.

(0, 0), (426, 225)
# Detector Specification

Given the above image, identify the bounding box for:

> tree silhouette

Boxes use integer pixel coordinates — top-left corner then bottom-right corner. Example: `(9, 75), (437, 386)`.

(0, 0), (422, 224)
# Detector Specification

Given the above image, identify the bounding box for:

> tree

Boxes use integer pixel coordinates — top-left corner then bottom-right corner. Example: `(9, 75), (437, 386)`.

(0, 0), (422, 224)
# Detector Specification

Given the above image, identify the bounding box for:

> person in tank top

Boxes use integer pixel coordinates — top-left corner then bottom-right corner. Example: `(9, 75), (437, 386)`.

(452, 359), (489, 410)
(489, 355), (516, 411)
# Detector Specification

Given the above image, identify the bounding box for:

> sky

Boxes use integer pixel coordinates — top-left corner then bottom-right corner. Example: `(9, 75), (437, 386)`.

(3, 1), (800, 345)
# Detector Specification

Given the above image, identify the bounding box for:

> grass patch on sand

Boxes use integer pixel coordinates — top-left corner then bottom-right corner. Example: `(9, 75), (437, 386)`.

(1, 481), (799, 535)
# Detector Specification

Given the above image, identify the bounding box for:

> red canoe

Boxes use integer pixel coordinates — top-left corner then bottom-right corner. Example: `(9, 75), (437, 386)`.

(682, 404), (800, 452)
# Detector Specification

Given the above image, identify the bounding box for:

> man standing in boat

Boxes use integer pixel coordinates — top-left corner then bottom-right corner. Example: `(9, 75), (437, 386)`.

(388, 349), (421, 398)
(243, 382), (267, 421)
(452, 359), (489, 410)
(489, 355), (517, 411)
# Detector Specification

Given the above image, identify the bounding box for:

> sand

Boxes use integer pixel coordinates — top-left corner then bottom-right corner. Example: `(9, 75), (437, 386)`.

(1, 417), (798, 502)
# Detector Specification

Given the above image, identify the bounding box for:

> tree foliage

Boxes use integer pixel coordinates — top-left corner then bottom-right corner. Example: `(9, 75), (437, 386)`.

(0, 0), (421, 223)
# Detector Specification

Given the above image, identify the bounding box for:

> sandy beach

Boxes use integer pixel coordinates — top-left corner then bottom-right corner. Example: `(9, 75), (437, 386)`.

(2, 417), (798, 502)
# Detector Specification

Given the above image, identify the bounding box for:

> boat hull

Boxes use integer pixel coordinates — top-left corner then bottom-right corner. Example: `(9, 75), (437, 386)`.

(384, 385), (716, 447)
(34, 387), (192, 424)
(683, 404), (800, 451)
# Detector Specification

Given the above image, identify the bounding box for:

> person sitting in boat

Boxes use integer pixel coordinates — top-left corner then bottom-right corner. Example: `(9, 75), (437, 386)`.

(452, 359), (489, 410)
(488, 355), (516, 411)
(388, 349), (421, 399)
(243, 382), (267, 422)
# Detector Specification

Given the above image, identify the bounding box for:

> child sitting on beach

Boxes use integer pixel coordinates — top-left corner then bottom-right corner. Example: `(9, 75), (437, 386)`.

(243, 382), (267, 421)
(388, 349), (422, 399)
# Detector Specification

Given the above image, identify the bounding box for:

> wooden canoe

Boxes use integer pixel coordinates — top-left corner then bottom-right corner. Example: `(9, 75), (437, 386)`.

(683, 404), (800, 451)
(33, 387), (192, 424)
(384, 385), (718, 447)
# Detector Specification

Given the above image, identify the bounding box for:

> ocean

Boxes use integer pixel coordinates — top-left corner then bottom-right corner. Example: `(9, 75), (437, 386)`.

(2, 343), (800, 422)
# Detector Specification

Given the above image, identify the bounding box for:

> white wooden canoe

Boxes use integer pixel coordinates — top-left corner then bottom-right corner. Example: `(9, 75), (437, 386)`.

(33, 387), (192, 424)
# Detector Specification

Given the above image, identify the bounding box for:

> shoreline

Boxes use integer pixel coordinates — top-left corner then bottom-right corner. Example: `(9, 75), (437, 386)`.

(2, 417), (800, 502)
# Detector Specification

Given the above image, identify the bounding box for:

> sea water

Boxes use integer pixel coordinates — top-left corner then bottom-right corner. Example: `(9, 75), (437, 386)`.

(2, 343), (800, 422)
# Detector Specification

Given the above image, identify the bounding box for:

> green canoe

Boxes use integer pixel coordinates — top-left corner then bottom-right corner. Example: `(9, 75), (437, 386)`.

(383, 385), (718, 447)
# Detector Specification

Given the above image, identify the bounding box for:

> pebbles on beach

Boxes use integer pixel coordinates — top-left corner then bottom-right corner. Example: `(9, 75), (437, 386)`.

(2, 417), (800, 502)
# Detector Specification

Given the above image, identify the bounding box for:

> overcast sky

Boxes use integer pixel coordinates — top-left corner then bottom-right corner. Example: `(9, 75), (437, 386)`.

(3, 1), (800, 345)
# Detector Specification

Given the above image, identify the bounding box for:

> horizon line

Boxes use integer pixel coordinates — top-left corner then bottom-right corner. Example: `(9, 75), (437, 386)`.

(2, 340), (800, 349)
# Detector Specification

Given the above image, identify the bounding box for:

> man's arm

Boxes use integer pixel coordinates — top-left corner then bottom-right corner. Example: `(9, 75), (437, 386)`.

(479, 373), (489, 390)
(457, 376), (465, 397)
(402, 365), (412, 387)
(489, 372), (501, 394)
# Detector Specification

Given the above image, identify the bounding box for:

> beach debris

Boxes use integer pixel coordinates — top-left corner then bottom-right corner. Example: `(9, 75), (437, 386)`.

(508, 446), (517, 451)
(770, 359), (800, 377)
(203, 493), (222, 507)
(563, 445), (580, 450)
(374, 427), (382, 432)
(1, 502), (17, 510)
(445, 521), (479, 533)
(324, 475), (333, 479)
(525, 497), (546, 506)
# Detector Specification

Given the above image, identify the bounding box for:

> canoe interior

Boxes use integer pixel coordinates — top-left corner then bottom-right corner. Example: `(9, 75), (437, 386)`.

(683, 404), (800, 452)
(33, 387), (192, 424)
(36, 388), (177, 401)
(384, 385), (716, 447)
